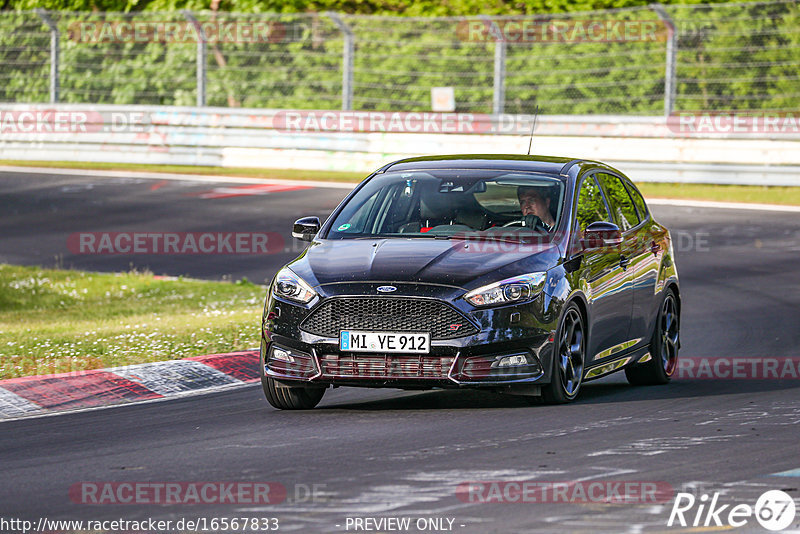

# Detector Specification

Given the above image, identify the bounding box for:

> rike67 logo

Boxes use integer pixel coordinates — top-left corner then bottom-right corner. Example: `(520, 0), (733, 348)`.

(668, 490), (797, 531)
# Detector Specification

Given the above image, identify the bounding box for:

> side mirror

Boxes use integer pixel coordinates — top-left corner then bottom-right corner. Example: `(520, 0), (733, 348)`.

(292, 216), (321, 242)
(581, 221), (622, 251)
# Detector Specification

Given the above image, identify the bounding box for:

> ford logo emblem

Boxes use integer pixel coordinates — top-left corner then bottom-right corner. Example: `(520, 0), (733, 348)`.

(377, 286), (397, 293)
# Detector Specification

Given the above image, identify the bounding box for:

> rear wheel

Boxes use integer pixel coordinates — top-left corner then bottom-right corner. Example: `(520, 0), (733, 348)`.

(542, 303), (586, 404)
(626, 289), (679, 386)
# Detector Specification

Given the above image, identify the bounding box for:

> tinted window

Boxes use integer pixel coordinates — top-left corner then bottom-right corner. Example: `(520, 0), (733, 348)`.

(575, 176), (610, 231)
(326, 170), (566, 239)
(596, 173), (640, 231)
(624, 180), (649, 221)
(344, 187), (385, 234)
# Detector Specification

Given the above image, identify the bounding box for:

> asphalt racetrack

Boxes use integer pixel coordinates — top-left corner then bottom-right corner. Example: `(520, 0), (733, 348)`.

(1, 170), (799, 533)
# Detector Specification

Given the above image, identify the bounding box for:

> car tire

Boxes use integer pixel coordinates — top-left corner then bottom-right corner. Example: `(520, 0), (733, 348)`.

(262, 376), (325, 410)
(625, 289), (679, 386)
(542, 302), (586, 404)
(260, 340), (325, 410)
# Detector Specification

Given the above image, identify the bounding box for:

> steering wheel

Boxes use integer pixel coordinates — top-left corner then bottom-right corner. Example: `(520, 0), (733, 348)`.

(502, 215), (549, 232)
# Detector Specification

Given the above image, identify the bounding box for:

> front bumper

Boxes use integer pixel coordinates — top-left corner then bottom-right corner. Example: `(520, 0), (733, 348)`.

(262, 282), (559, 389)
(263, 335), (552, 388)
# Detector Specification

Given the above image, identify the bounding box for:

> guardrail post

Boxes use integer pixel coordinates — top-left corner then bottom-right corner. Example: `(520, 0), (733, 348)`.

(482, 16), (506, 115)
(325, 12), (354, 111)
(35, 9), (59, 104)
(651, 4), (677, 116)
(182, 10), (207, 107)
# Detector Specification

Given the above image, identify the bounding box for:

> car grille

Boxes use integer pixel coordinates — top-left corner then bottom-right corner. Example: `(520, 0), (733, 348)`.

(300, 297), (477, 340)
(320, 353), (455, 379)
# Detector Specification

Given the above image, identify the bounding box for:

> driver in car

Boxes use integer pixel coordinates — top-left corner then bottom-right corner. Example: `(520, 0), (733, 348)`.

(517, 186), (556, 230)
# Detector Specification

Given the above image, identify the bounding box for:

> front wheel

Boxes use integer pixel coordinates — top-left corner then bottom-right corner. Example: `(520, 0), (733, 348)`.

(260, 340), (325, 410)
(262, 376), (325, 410)
(626, 289), (679, 386)
(542, 303), (586, 404)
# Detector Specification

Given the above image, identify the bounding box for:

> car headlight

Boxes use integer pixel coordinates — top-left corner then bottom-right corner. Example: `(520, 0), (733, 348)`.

(464, 272), (547, 307)
(272, 268), (316, 304)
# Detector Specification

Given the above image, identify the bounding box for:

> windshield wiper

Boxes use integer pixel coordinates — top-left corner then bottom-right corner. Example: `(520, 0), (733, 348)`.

(377, 234), (454, 239)
(346, 234), (454, 240)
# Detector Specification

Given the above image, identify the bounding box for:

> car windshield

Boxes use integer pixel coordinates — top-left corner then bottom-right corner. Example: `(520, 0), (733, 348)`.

(326, 170), (566, 240)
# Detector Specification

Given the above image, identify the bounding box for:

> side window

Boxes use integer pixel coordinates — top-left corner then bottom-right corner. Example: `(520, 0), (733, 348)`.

(576, 175), (611, 231)
(596, 173), (639, 231)
(623, 180), (649, 221)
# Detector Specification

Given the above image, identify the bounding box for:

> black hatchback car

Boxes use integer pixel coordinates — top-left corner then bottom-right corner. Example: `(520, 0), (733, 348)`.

(260, 155), (680, 409)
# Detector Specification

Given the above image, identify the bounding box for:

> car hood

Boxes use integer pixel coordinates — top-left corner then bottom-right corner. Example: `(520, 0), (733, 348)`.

(287, 238), (562, 290)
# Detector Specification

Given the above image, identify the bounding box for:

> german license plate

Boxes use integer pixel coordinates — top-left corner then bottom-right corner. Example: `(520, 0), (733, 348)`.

(340, 331), (430, 354)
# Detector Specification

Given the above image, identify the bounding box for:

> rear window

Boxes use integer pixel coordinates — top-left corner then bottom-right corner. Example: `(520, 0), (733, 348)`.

(596, 173), (640, 231)
(624, 180), (649, 221)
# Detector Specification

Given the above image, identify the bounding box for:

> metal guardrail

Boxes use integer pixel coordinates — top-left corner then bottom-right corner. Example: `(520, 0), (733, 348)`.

(2, 1), (799, 115)
(1, 104), (799, 185)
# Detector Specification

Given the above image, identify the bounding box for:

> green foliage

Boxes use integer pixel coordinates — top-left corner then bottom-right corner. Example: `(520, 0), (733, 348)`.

(1, 1), (798, 113)
(0, 12), (49, 102)
(3, 0), (738, 16)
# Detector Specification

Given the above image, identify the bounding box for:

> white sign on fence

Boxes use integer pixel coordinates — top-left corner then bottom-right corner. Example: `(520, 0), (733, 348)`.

(431, 87), (455, 112)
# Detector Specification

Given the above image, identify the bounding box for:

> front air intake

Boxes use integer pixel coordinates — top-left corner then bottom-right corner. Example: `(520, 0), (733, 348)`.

(300, 297), (477, 340)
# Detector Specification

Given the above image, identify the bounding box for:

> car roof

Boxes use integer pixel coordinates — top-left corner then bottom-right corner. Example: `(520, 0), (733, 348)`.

(379, 154), (581, 176)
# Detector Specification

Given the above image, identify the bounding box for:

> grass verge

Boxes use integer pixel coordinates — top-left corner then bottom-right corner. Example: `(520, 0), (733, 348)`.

(636, 182), (800, 206)
(0, 159), (364, 183)
(0, 264), (265, 380)
(2, 159), (800, 206)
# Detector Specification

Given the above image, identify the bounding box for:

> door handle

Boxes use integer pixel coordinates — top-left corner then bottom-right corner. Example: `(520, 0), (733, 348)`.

(619, 255), (630, 270)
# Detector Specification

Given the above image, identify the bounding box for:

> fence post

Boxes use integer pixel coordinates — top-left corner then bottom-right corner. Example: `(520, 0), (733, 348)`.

(650, 4), (677, 116)
(482, 16), (506, 115)
(326, 12), (354, 111)
(182, 10), (207, 107)
(35, 9), (59, 104)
